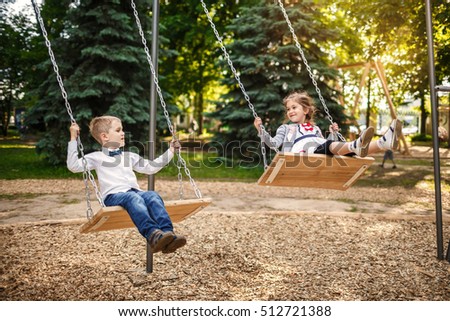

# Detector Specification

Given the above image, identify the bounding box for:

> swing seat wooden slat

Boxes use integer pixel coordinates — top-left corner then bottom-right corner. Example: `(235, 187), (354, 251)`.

(258, 153), (374, 190)
(79, 198), (212, 233)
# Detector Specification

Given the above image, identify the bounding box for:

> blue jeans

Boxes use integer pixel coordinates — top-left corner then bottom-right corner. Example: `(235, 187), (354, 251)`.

(104, 189), (173, 239)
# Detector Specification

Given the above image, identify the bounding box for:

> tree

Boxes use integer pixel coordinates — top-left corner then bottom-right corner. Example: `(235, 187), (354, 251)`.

(0, 7), (37, 136)
(210, 0), (347, 160)
(160, 0), (242, 135)
(27, 0), (177, 164)
(434, 1), (449, 83)
(330, 0), (450, 135)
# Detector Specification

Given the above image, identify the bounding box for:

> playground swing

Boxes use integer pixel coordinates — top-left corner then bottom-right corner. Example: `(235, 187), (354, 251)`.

(201, 0), (374, 190)
(32, 0), (211, 233)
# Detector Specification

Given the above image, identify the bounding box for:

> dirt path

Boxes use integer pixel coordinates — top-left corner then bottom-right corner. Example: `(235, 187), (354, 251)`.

(1, 179), (449, 225)
(1, 144), (449, 225)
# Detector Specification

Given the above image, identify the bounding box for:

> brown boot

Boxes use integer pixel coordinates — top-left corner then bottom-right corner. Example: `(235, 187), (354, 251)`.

(163, 233), (187, 254)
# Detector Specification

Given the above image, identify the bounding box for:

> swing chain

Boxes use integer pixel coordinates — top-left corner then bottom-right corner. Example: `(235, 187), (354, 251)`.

(81, 150), (94, 219)
(176, 152), (184, 200)
(32, 0), (104, 219)
(277, 0), (345, 142)
(260, 134), (268, 169)
(200, 0), (277, 166)
(130, 0), (203, 199)
(176, 152), (202, 199)
(200, 1), (259, 122)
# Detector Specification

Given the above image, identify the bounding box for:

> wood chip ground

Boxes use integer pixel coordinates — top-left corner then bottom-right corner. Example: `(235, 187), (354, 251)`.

(1, 179), (449, 301)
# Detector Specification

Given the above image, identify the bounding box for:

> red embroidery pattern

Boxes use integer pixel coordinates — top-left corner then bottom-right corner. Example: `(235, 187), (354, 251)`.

(301, 123), (314, 132)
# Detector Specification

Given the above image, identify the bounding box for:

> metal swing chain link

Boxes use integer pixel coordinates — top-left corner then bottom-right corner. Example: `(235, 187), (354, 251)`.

(179, 151), (203, 199)
(32, 0), (104, 219)
(200, 0), (276, 168)
(176, 153), (185, 200)
(130, 0), (202, 199)
(277, 0), (346, 142)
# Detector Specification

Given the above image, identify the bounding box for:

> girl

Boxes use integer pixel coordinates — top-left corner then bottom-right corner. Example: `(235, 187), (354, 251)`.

(254, 91), (401, 157)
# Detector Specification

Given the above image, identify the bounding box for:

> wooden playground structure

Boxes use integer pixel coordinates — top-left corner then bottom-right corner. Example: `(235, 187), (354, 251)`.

(336, 59), (411, 155)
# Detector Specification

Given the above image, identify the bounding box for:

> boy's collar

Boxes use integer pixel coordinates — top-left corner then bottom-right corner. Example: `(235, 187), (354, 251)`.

(102, 146), (122, 154)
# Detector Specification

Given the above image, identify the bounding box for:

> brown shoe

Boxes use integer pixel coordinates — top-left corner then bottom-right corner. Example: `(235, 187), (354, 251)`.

(147, 229), (175, 253)
(163, 234), (187, 254)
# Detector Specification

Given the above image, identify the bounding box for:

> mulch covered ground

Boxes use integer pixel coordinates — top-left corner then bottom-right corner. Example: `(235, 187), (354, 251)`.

(1, 209), (449, 300)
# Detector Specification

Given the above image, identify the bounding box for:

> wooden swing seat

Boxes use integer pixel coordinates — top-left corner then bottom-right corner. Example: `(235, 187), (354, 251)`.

(258, 152), (374, 190)
(80, 198), (212, 233)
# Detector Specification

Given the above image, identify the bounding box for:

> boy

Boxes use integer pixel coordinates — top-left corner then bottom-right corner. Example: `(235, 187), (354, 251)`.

(67, 116), (186, 254)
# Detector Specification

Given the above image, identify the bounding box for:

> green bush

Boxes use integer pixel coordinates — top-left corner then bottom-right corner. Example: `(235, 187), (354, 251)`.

(410, 134), (433, 142)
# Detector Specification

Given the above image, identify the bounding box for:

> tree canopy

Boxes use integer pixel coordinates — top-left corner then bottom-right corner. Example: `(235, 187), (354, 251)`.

(328, 0), (450, 133)
(26, 0), (173, 164)
(2, 0), (449, 164)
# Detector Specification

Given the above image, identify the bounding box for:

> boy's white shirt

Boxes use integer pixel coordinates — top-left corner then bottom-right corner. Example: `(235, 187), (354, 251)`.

(67, 140), (174, 200)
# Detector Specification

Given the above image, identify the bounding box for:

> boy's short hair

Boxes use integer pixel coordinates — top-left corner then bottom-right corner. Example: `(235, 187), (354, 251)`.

(89, 116), (121, 144)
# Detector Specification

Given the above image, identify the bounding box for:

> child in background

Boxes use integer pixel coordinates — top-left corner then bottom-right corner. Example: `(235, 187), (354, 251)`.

(380, 149), (397, 169)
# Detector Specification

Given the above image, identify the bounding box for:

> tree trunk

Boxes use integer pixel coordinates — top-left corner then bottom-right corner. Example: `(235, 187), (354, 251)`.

(419, 91), (428, 135)
(447, 94), (450, 149)
(1, 121), (7, 137)
(365, 76), (371, 128)
(194, 91), (204, 135)
(1, 96), (12, 137)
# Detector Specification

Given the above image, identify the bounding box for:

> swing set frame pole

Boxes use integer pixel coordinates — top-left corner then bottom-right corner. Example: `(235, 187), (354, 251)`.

(425, 0), (446, 262)
(146, 0), (160, 273)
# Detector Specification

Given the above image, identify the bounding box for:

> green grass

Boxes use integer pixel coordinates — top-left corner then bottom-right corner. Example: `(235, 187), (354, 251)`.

(157, 153), (264, 181)
(355, 163), (450, 190)
(0, 145), (79, 179)
(0, 141), (264, 181)
(392, 159), (435, 166)
(1, 137), (448, 189)
(0, 193), (45, 200)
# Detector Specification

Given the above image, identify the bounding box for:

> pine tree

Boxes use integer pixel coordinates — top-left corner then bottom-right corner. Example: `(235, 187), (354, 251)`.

(27, 0), (176, 164)
(210, 0), (348, 161)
